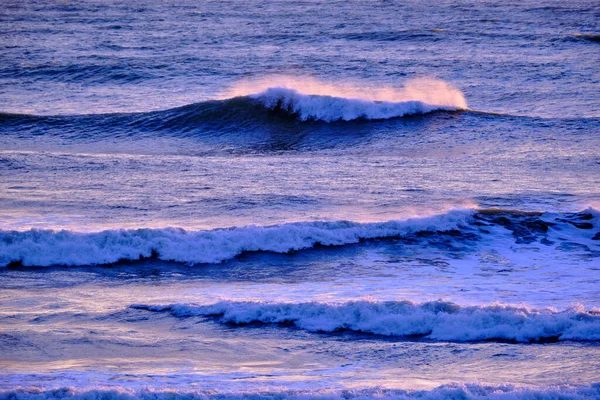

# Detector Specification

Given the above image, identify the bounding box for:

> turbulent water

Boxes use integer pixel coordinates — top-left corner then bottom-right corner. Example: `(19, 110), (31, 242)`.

(1, 0), (600, 399)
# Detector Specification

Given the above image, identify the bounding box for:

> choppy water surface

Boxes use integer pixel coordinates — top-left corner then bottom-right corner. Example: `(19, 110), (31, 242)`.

(1, 0), (600, 399)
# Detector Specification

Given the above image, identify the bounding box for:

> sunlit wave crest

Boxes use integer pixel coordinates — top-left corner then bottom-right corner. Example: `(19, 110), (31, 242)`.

(226, 76), (468, 121)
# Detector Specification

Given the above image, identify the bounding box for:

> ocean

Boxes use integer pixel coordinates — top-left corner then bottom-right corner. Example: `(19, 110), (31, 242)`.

(1, 0), (599, 399)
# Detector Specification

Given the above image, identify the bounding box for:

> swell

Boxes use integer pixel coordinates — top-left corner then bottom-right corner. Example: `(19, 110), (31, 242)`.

(1, 94), (593, 153)
(0, 208), (597, 268)
(2, 384), (599, 400)
(0, 85), (468, 140)
(130, 300), (600, 343)
(0, 62), (153, 85)
(569, 33), (600, 43)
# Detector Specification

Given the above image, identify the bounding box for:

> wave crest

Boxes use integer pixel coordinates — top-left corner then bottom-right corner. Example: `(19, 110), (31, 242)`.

(241, 77), (467, 121)
(131, 300), (600, 343)
(251, 87), (461, 121)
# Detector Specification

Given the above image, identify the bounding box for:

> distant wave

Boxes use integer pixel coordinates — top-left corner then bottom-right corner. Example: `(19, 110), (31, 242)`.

(570, 33), (600, 43)
(1, 208), (597, 268)
(0, 88), (464, 128)
(0, 92), (467, 152)
(2, 384), (599, 400)
(131, 300), (600, 343)
(0, 78), (469, 144)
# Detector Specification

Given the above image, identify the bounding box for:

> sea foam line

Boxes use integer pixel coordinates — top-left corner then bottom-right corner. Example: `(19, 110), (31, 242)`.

(131, 300), (600, 343)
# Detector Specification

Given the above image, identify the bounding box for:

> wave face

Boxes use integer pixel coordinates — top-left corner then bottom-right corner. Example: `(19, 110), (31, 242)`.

(2, 384), (599, 400)
(1, 208), (598, 268)
(131, 300), (600, 343)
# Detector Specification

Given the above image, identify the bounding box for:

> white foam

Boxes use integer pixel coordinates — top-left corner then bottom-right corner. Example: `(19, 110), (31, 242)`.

(251, 87), (461, 121)
(2, 383), (599, 400)
(224, 76), (467, 121)
(133, 300), (600, 342)
(0, 211), (471, 267)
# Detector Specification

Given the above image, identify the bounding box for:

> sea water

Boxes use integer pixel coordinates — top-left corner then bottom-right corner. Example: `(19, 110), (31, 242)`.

(1, 0), (599, 399)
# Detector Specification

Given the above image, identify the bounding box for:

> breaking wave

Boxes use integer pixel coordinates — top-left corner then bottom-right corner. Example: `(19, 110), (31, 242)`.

(242, 78), (467, 122)
(2, 384), (599, 400)
(1, 208), (597, 268)
(131, 300), (600, 343)
(0, 211), (470, 267)
(250, 87), (459, 122)
(0, 78), (468, 142)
